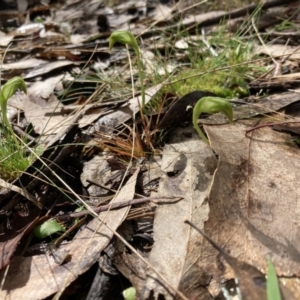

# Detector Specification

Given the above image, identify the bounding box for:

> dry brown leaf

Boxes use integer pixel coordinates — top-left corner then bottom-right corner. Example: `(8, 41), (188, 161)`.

(23, 75), (75, 137)
(199, 120), (300, 297)
(0, 207), (41, 270)
(144, 126), (217, 300)
(80, 154), (122, 200)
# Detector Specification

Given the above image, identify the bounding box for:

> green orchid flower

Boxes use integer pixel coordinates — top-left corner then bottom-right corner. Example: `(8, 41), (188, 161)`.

(109, 30), (145, 108)
(0, 76), (27, 145)
(193, 96), (233, 143)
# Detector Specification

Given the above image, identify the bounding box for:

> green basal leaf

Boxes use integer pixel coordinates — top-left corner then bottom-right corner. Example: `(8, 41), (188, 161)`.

(122, 287), (136, 300)
(193, 96), (233, 143)
(267, 258), (282, 300)
(109, 30), (139, 54)
(33, 219), (66, 239)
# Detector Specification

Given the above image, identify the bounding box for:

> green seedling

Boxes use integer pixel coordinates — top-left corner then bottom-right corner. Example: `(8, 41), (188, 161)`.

(109, 30), (145, 108)
(193, 96), (233, 143)
(122, 287), (136, 300)
(0, 76), (27, 146)
(267, 258), (281, 300)
(33, 219), (66, 239)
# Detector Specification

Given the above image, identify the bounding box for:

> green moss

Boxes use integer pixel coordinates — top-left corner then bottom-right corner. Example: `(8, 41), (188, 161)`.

(0, 141), (32, 181)
(171, 36), (256, 99)
(171, 69), (249, 99)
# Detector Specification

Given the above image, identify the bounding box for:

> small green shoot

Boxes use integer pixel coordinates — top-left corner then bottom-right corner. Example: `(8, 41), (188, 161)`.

(33, 219), (66, 239)
(74, 206), (85, 224)
(109, 30), (145, 108)
(267, 258), (282, 300)
(193, 96), (233, 143)
(122, 287), (136, 300)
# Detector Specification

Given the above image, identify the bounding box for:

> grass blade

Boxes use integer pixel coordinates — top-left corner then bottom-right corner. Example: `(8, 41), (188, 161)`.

(267, 258), (282, 300)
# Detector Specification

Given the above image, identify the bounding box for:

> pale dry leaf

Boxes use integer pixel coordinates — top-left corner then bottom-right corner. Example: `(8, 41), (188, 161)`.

(152, 4), (172, 21)
(140, 49), (156, 74)
(273, 72), (300, 79)
(1, 58), (47, 70)
(174, 39), (189, 50)
(15, 23), (44, 36)
(70, 34), (89, 45)
(24, 60), (73, 79)
(144, 126), (217, 300)
(7, 92), (27, 121)
(255, 44), (300, 60)
(0, 178), (41, 208)
(23, 75), (75, 136)
(0, 33), (15, 47)
(93, 83), (162, 131)
(181, 11), (225, 27)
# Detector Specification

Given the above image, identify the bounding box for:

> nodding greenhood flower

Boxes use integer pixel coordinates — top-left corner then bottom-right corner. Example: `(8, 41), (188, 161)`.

(0, 76), (27, 145)
(109, 30), (145, 109)
(109, 30), (139, 54)
(193, 96), (233, 143)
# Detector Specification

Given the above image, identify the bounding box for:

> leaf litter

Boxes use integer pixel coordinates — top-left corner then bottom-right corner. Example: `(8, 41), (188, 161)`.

(0, 0), (300, 299)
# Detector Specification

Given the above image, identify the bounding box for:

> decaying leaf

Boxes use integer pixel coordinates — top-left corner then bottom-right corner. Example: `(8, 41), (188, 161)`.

(198, 120), (300, 297)
(95, 83), (163, 132)
(144, 125), (217, 299)
(23, 60), (74, 79)
(0, 207), (41, 270)
(23, 75), (75, 137)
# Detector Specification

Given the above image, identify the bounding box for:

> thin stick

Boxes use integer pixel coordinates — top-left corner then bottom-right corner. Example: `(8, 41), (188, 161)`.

(56, 196), (183, 220)
(245, 120), (300, 134)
